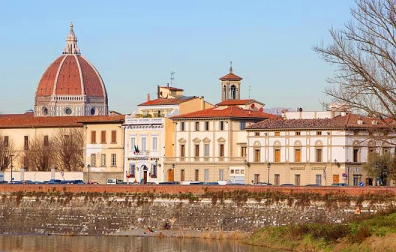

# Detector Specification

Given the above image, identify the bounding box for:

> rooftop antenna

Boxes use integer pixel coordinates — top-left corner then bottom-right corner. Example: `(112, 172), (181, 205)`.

(170, 71), (175, 86)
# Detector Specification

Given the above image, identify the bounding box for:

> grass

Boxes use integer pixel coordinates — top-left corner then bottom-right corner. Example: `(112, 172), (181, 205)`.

(244, 208), (396, 251)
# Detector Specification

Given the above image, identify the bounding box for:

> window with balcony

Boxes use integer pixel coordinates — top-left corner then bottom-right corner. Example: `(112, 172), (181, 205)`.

(219, 144), (224, 161)
(195, 144), (200, 160)
(180, 144), (185, 161)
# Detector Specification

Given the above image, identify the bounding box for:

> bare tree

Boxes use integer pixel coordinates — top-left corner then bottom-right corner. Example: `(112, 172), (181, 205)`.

(0, 134), (16, 171)
(52, 128), (84, 171)
(314, 0), (396, 121)
(23, 135), (55, 171)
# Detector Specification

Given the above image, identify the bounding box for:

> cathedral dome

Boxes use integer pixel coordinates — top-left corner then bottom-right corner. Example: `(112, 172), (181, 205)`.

(34, 23), (108, 117)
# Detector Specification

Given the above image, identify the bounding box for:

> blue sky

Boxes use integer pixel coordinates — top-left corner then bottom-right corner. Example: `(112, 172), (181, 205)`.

(0, 0), (355, 114)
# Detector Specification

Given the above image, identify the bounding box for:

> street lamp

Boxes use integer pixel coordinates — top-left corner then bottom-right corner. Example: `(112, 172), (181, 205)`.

(9, 154), (14, 183)
(267, 163), (271, 184)
(87, 164), (91, 184)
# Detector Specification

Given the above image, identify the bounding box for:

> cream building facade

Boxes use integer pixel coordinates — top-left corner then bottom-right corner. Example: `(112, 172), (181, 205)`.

(169, 67), (275, 184)
(123, 86), (213, 184)
(246, 110), (392, 186)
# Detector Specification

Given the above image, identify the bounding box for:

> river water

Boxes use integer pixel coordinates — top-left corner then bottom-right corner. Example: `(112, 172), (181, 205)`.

(0, 235), (264, 252)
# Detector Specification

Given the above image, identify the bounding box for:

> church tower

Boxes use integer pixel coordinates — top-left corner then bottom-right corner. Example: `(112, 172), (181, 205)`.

(219, 62), (243, 101)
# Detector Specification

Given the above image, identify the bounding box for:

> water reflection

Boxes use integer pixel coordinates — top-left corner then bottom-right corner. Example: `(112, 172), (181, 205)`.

(0, 235), (263, 252)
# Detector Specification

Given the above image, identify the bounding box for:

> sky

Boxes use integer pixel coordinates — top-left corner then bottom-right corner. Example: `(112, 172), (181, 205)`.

(0, 0), (355, 115)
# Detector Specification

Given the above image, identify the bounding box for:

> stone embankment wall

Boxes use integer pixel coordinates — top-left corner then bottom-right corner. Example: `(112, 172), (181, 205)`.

(0, 185), (395, 235)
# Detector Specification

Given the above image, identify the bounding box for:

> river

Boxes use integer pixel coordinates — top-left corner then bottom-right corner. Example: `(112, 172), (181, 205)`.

(0, 235), (265, 252)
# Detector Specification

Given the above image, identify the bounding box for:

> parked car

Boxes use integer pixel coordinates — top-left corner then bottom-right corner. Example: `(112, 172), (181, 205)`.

(280, 183), (295, 186)
(158, 181), (180, 185)
(256, 182), (272, 186)
(331, 183), (348, 187)
(48, 179), (62, 184)
(305, 184), (321, 186)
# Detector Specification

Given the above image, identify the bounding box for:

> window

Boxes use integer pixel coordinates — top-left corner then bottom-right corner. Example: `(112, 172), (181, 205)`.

(295, 132), (301, 136)
(317, 131), (322, 135)
(240, 121), (246, 130)
(315, 149), (322, 162)
(275, 149), (281, 162)
(240, 146), (247, 158)
(152, 137), (158, 151)
(204, 169), (209, 181)
(101, 154), (106, 166)
(151, 163), (157, 178)
(129, 164), (135, 177)
(255, 132), (260, 136)
(316, 174), (322, 185)
(275, 132), (280, 136)
(111, 154), (116, 166)
(44, 135), (49, 147)
(205, 121), (209, 131)
(295, 174), (301, 186)
(195, 169), (199, 181)
(141, 137), (146, 152)
(24, 136), (29, 150)
(219, 169), (224, 181)
(195, 122), (200, 131)
(220, 121), (224, 131)
(219, 144), (225, 160)
(91, 131), (96, 144)
(181, 169), (185, 181)
(101, 131), (106, 143)
(353, 148), (359, 162)
(204, 144), (210, 158)
(180, 122), (185, 131)
(130, 137), (136, 151)
(254, 149), (260, 162)
(111, 130), (117, 143)
(91, 154), (96, 167)
(4, 136), (9, 147)
(295, 149), (301, 162)
(195, 144), (200, 160)
(180, 144), (185, 160)
(23, 156), (28, 168)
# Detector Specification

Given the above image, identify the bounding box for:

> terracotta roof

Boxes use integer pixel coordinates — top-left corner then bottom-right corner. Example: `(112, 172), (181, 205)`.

(216, 99), (263, 106)
(0, 115), (124, 129)
(0, 112), (34, 118)
(247, 113), (388, 130)
(171, 106), (277, 120)
(219, 72), (243, 81)
(36, 55), (106, 97)
(138, 96), (196, 106)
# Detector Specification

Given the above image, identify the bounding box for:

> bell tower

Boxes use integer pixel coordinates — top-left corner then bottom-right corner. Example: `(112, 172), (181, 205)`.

(219, 61), (243, 101)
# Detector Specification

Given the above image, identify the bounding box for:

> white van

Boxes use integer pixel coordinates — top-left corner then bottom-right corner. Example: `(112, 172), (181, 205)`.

(106, 178), (117, 185)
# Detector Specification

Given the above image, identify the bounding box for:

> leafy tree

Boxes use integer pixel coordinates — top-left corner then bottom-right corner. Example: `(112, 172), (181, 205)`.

(314, 0), (396, 122)
(362, 152), (395, 185)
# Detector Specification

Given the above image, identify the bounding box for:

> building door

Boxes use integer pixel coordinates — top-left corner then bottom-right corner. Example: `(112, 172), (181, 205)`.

(274, 174), (280, 186)
(294, 174), (300, 186)
(168, 169), (174, 182)
(333, 174), (339, 183)
(143, 170), (148, 184)
(254, 174), (260, 184)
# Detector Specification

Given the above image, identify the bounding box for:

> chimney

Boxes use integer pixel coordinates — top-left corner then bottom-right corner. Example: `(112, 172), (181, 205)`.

(147, 93), (150, 101)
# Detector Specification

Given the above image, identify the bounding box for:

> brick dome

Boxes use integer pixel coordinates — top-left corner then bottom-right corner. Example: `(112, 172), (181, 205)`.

(34, 23), (108, 117)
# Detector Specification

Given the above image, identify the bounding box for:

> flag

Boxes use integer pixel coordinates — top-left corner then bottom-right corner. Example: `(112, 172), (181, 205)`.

(134, 145), (140, 154)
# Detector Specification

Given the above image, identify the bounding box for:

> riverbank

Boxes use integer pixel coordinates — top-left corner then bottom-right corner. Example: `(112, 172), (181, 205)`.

(110, 228), (250, 240)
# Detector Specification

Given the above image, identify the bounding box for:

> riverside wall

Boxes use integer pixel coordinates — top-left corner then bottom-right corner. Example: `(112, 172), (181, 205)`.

(0, 185), (395, 235)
